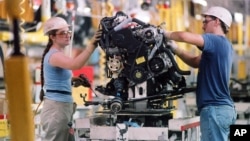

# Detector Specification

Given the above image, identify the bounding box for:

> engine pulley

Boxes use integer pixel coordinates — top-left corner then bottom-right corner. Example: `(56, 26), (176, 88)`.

(148, 57), (166, 73)
(110, 97), (123, 113)
(130, 67), (147, 84)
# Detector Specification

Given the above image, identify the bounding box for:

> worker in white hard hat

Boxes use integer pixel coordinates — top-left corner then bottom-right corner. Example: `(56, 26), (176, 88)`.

(164, 6), (236, 141)
(39, 16), (102, 141)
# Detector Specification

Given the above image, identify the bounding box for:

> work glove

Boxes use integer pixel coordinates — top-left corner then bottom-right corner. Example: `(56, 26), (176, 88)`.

(90, 29), (103, 47)
(86, 29), (103, 52)
(71, 74), (91, 88)
(167, 40), (178, 54)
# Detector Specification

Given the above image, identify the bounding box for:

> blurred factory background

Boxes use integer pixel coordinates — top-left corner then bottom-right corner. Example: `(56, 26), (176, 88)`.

(0, 0), (250, 140)
(1, 0), (249, 88)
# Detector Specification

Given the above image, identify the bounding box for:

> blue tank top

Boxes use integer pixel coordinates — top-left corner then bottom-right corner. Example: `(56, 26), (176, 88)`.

(43, 48), (73, 103)
(196, 33), (234, 111)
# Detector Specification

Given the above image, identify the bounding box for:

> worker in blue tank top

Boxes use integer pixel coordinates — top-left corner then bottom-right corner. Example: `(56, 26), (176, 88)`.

(40, 16), (102, 141)
(164, 6), (237, 141)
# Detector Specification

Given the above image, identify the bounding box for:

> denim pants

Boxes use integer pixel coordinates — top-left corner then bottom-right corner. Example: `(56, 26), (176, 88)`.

(200, 105), (237, 141)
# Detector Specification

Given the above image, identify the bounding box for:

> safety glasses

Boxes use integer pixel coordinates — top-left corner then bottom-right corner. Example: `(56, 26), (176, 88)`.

(55, 30), (72, 38)
(202, 19), (215, 25)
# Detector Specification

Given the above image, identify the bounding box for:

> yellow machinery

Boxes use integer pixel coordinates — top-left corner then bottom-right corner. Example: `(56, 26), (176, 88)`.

(0, 0), (48, 46)
(91, 0), (114, 86)
(2, 0), (38, 140)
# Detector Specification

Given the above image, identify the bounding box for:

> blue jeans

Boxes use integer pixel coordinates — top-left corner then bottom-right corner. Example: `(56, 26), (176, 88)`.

(200, 105), (237, 141)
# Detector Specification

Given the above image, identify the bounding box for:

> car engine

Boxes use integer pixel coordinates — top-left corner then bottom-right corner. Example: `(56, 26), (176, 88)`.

(74, 11), (196, 127)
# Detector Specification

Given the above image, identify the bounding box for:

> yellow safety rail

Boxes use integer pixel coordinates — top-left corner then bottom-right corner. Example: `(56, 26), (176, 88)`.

(4, 0), (35, 141)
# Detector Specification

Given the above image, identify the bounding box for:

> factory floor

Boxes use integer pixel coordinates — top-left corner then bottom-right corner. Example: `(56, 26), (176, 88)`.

(1, 93), (250, 141)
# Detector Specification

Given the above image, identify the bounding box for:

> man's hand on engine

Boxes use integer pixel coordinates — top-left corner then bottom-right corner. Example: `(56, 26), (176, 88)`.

(167, 40), (178, 54)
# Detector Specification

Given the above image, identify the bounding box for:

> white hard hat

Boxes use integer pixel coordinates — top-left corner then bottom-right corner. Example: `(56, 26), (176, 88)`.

(43, 17), (70, 35)
(202, 6), (232, 27)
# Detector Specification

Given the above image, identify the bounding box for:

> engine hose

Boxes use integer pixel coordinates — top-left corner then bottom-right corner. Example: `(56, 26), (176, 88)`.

(0, 47), (4, 89)
(0, 46), (4, 67)
(162, 47), (190, 75)
(148, 33), (164, 60)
